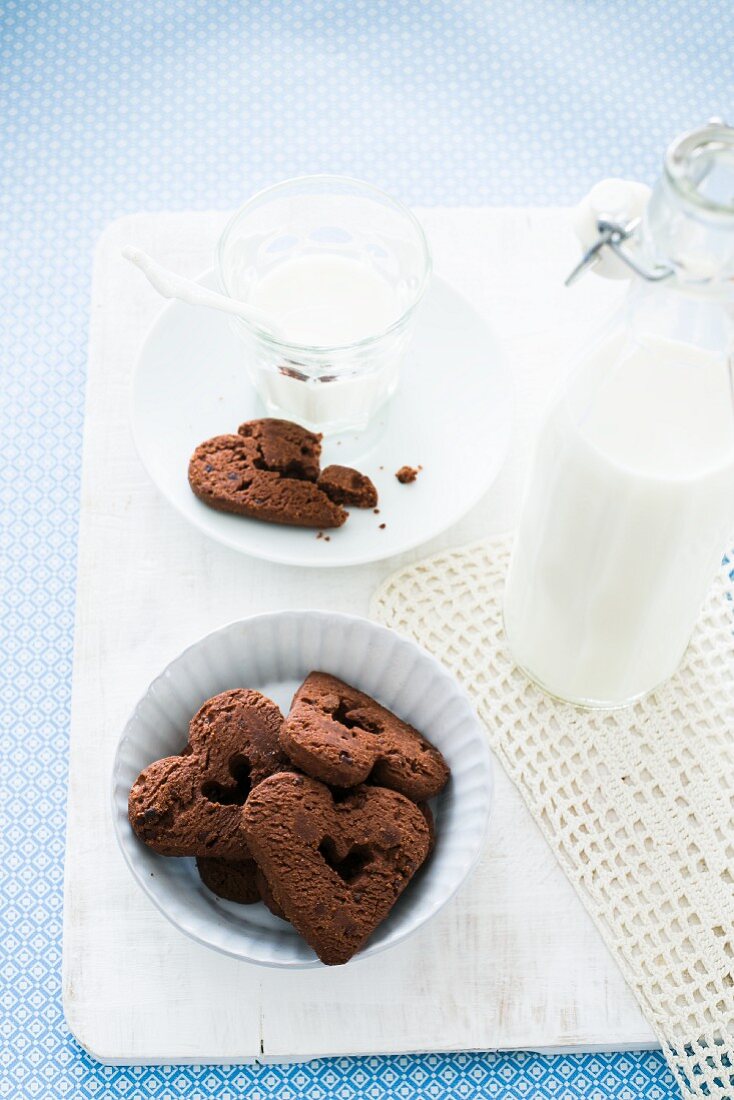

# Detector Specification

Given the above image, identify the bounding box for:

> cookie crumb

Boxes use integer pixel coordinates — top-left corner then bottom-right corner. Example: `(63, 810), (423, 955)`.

(324, 535), (331, 541)
(379, 523), (386, 529)
(373, 508), (380, 514)
(395, 465), (420, 484)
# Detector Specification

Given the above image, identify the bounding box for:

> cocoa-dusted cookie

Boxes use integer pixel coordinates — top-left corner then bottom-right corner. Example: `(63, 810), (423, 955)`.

(196, 855), (261, 904)
(255, 866), (287, 921)
(243, 773), (431, 965)
(189, 434), (347, 529)
(128, 689), (287, 858)
(280, 672), (450, 802)
(419, 802), (436, 855)
(196, 855), (289, 919)
(317, 465), (378, 509)
(237, 418), (322, 482)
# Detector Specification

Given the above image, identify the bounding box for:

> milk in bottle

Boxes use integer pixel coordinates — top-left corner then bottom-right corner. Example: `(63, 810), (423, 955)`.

(504, 122), (734, 706)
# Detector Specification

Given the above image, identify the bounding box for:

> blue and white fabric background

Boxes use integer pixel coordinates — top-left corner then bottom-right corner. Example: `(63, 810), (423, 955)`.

(1, 2), (732, 1097)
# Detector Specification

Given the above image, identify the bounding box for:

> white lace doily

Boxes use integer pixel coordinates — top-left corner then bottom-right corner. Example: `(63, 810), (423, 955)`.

(372, 536), (734, 1099)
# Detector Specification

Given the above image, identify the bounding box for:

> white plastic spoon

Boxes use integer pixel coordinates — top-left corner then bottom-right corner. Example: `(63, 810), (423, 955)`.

(122, 246), (283, 337)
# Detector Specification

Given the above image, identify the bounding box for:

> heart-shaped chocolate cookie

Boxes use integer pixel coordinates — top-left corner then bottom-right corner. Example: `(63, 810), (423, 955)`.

(188, 419), (347, 528)
(280, 672), (450, 801)
(128, 689), (287, 858)
(242, 772), (432, 965)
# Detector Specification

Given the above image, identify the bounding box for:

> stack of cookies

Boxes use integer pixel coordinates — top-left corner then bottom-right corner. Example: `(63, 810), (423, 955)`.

(128, 672), (450, 965)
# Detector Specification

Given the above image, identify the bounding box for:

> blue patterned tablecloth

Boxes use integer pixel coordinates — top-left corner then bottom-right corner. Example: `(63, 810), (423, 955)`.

(2, 1), (732, 1096)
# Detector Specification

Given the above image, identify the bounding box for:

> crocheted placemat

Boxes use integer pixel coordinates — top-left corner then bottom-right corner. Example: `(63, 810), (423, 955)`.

(372, 536), (734, 1099)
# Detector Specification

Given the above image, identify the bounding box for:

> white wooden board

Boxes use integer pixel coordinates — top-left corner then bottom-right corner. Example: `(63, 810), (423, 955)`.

(62, 207), (655, 1064)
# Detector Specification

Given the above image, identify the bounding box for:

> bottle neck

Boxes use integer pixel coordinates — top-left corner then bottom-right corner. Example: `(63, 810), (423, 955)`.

(640, 123), (734, 297)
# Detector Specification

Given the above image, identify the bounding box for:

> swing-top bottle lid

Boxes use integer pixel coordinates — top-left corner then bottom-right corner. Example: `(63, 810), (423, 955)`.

(569, 120), (734, 292)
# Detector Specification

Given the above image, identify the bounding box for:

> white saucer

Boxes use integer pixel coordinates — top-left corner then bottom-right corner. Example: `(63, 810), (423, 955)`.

(131, 272), (512, 567)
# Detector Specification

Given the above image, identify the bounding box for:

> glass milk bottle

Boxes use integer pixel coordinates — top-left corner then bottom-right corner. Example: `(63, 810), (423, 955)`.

(504, 121), (734, 707)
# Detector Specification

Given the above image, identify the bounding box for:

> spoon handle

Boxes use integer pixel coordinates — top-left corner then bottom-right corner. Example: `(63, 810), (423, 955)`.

(122, 246), (279, 334)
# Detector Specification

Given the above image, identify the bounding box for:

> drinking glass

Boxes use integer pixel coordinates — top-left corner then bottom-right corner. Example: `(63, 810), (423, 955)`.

(216, 175), (432, 434)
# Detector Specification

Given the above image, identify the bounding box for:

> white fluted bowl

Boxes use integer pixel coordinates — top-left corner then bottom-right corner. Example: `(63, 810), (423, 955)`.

(112, 611), (493, 968)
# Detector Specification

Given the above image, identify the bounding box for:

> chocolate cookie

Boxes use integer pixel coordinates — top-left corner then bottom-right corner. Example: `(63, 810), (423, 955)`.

(419, 802), (436, 855)
(255, 866), (287, 921)
(317, 465), (378, 508)
(196, 855), (289, 919)
(128, 689), (287, 858)
(237, 418), (322, 482)
(196, 855), (261, 904)
(189, 433), (349, 528)
(280, 672), (450, 802)
(243, 773), (431, 965)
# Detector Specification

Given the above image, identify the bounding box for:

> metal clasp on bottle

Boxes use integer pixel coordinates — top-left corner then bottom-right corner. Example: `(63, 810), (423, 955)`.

(565, 219), (675, 287)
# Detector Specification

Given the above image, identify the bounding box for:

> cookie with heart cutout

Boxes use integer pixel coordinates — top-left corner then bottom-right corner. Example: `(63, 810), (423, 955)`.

(242, 772), (432, 965)
(280, 672), (450, 801)
(195, 804), (431, 919)
(128, 688), (287, 858)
